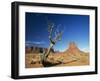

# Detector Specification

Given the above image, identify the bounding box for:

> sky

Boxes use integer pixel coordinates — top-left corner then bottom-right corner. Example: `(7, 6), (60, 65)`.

(25, 12), (89, 52)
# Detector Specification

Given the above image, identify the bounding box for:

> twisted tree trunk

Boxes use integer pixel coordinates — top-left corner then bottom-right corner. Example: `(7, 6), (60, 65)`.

(39, 22), (63, 67)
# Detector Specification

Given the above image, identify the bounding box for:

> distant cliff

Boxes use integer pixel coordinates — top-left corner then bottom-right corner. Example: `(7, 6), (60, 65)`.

(26, 42), (87, 55)
(25, 46), (54, 54)
(64, 42), (86, 57)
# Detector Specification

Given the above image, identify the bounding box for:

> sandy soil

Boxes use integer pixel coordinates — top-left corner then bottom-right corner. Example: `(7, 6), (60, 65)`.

(25, 52), (89, 68)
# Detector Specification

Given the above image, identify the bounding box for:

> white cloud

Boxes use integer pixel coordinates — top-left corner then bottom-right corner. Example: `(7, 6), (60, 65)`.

(25, 41), (45, 46)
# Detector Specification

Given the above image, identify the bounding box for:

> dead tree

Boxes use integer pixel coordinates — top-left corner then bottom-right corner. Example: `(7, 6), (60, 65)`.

(40, 22), (63, 66)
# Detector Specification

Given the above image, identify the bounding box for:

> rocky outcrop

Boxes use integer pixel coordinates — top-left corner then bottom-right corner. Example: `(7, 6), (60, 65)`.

(65, 42), (82, 57)
(25, 46), (54, 54)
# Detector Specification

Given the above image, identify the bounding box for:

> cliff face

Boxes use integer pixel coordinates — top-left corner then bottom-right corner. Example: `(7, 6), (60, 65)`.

(25, 46), (54, 54)
(65, 42), (82, 56)
(26, 42), (85, 56)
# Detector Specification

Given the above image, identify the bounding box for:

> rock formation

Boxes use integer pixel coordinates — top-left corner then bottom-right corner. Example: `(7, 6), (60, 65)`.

(65, 42), (82, 57)
(25, 46), (54, 54)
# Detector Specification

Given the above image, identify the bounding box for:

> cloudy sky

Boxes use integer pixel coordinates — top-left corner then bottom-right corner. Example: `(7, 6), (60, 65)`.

(25, 12), (89, 52)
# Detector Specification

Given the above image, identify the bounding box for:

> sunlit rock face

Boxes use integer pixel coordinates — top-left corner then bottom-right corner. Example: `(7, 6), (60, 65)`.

(65, 42), (83, 57)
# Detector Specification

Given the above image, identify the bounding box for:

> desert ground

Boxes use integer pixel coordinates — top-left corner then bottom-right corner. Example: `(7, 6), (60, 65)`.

(25, 42), (89, 68)
(25, 51), (89, 68)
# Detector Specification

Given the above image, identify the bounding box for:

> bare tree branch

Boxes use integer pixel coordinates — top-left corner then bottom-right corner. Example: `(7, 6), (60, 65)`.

(40, 21), (64, 66)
